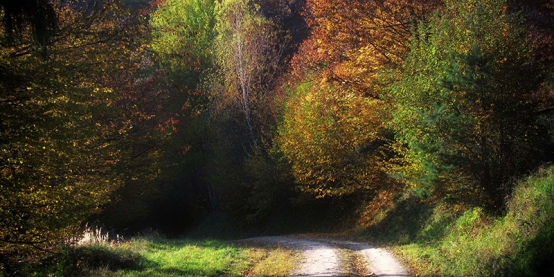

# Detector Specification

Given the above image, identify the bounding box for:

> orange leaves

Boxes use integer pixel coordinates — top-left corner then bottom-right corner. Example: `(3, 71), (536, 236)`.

(276, 0), (444, 198)
(158, 117), (179, 133)
(293, 0), (441, 97)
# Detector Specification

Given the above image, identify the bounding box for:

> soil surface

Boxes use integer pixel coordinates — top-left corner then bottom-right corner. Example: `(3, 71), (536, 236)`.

(240, 236), (410, 277)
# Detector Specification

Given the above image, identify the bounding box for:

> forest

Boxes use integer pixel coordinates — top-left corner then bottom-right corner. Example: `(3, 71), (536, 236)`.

(1, 0), (554, 276)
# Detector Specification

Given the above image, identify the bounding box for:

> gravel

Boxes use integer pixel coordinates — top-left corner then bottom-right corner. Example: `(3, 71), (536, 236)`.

(239, 236), (410, 277)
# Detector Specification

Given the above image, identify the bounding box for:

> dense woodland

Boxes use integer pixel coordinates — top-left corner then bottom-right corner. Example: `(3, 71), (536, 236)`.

(1, 0), (554, 273)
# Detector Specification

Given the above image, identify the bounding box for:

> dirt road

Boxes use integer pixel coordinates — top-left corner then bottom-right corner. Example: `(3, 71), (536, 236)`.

(240, 236), (410, 277)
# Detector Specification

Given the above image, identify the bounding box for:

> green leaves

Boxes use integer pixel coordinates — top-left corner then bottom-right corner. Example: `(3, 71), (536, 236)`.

(150, 0), (216, 77)
(389, 0), (548, 205)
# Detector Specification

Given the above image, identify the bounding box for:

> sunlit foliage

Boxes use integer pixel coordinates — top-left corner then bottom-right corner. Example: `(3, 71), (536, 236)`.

(213, 0), (285, 142)
(149, 0), (215, 83)
(302, 0), (441, 97)
(277, 77), (387, 197)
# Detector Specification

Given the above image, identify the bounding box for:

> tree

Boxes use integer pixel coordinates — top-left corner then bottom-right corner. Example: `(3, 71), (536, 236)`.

(147, 0), (219, 227)
(213, 0), (285, 144)
(0, 0), (57, 56)
(0, 0), (153, 258)
(300, 0), (441, 97)
(149, 0), (216, 86)
(276, 76), (387, 197)
(273, 0), (441, 199)
(191, 0), (292, 223)
(389, 0), (551, 208)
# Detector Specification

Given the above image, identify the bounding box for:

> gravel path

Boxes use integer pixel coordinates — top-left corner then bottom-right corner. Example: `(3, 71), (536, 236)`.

(323, 239), (410, 277)
(240, 236), (346, 276)
(239, 236), (410, 277)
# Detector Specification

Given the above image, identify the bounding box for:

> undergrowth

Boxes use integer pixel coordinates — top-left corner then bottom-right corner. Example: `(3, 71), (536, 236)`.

(358, 166), (554, 276)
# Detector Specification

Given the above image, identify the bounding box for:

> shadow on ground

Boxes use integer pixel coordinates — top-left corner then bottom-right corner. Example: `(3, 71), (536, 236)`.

(356, 196), (436, 245)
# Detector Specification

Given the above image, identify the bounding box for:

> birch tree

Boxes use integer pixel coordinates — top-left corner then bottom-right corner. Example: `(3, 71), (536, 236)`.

(213, 0), (283, 144)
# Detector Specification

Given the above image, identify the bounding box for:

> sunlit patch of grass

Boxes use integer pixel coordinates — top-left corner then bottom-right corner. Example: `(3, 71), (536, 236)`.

(73, 238), (251, 277)
(247, 247), (298, 277)
(19, 226), (300, 277)
(63, 236), (300, 277)
(396, 243), (443, 276)
(141, 238), (249, 276)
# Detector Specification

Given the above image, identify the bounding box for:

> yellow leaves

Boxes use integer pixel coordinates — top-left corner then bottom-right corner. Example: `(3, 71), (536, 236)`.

(278, 76), (387, 197)
(304, 92), (314, 103)
(93, 87), (113, 94)
(0, 0), (153, 257)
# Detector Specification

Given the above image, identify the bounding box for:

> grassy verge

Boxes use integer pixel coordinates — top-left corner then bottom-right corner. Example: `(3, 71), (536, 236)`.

(356, 166), (554, 276)
(242, 245), (298, 277)
(12, 235), (298, 277)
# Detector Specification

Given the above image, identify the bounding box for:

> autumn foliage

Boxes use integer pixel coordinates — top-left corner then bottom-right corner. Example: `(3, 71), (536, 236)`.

(0, 0), (184, 260)
(277, 78), (387, 197)
(1, 0), (554, 271)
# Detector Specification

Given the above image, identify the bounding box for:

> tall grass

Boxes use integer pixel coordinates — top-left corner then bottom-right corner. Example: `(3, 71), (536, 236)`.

(395, 166), (554, 276)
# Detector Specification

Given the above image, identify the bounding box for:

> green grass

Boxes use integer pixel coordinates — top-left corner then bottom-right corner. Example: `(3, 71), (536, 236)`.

(112, 238), (250, 276)
(81, 238), (298, 277)
(16, 235), (298, 277)
(379, 166), (554, 276)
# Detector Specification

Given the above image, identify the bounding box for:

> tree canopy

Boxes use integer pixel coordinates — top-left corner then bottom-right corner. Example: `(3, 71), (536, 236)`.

(389, 0), (552, 206)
